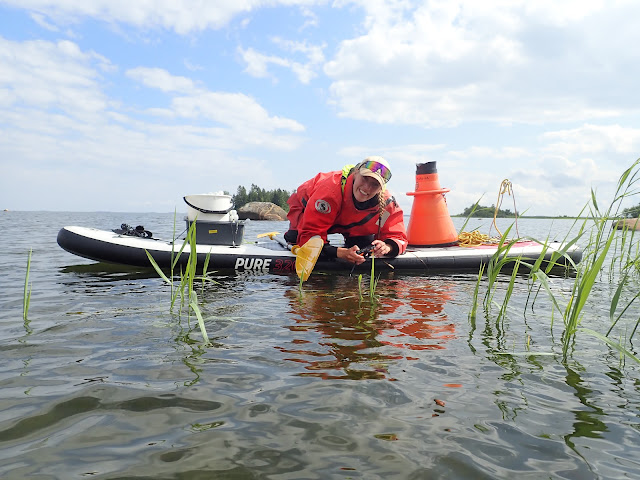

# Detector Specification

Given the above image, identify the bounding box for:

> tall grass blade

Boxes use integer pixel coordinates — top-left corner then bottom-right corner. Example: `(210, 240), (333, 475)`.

(145, 250), (172, 284)
(23, 248), (32, 321)
(590, 188), (600, 215)
(469, 262), (485, 323)
(530, 269), (565, 327)
(580, 328), (640, 364)
(458, 197), (483, 233)
(564, 228), (616, 336)
(498, 257), (521, 322)
(189, 290), (210, 344)
(369, 255), (380, 304)
(298, 269), (305, 296)
(609, 274), (628, 326)
(606, 287), (640, 337)
(201, 250), (212, 294)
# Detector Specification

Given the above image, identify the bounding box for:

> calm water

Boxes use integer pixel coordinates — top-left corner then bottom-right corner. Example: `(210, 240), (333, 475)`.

(1, 211), (639, 479)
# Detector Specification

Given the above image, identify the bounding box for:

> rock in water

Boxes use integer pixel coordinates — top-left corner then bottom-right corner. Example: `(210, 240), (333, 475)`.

(237, 202), (288, 221)
(614, 218), (640, 231)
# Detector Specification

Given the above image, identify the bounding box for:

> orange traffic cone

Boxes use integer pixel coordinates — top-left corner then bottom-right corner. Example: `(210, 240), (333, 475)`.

(406, 162), (458, 247)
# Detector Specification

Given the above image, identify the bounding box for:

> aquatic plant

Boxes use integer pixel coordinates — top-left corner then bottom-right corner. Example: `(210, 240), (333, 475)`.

(23, 248), (32, 321)
(146, 217), (212, 344)
(557, 160), (640, 357)
(369, 254), (380, 304)
(468, 262), (485, 325)
(353, 255), (381, 305)
(471, 158), (640, 363)
(298, 268), (305, 297)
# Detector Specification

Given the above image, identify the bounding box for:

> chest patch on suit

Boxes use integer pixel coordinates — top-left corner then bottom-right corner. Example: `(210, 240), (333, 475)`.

(315, 199), (331, 214)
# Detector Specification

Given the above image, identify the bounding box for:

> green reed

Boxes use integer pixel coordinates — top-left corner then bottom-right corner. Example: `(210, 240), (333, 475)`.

(471, 158), (640, 363)
(353, 257), (379, 305)
(468, 263), (485, 324)
(23, 248), (32, 321)
(559, 160), (640, 357)
(146, 217), (211, 344)
(298, 268), (305, 297)
(369, 254), (380, 304)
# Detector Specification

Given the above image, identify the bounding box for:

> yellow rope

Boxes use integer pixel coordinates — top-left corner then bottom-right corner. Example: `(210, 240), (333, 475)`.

(491, 179), (519, 238)
(457, 179), (520, 247)
(458, 231), (489, 246)
(458, 231), (502, 247)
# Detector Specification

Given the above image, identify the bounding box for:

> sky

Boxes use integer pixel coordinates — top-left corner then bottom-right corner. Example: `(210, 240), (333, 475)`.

(2, 0), (640, 216)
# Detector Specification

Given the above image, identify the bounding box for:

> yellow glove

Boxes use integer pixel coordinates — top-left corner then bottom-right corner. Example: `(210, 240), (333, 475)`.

(292, 236), (324, 282)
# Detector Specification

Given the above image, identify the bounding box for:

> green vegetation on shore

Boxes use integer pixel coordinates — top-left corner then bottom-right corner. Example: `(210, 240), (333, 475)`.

(457, 204), (516, 218)
(232, 184), (291, 211)
(621, 203), (640, 218)
(454, 204), (599, 219)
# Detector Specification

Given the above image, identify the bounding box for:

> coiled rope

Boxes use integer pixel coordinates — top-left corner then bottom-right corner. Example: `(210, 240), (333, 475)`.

(457, 179), (519, 247)
(458, 231), (492, 246)
(491, 179), (519, 238)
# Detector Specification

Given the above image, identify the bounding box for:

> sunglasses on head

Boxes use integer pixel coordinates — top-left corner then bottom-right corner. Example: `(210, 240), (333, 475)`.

(359, 159), (392, 183)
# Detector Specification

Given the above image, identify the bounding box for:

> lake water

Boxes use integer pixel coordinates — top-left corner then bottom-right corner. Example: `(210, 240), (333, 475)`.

(1, 211), (639, 479)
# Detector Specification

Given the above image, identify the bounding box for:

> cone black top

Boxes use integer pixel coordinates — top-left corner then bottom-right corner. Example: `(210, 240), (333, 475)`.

(415, 162), (437, 175)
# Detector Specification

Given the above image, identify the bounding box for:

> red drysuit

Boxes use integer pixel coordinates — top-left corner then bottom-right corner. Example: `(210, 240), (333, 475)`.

(286, 170), (408, 255)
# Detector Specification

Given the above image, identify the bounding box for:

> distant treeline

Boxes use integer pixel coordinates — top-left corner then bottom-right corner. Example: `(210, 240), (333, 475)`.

(454, 202), (640, 219)
(232, 184), (291, 212)
(458, 204), (516, 218)
(622, 203), (640, 218)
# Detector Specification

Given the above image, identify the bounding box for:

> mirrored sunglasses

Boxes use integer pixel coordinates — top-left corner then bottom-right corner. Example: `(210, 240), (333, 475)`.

(360, 159), (392, 183)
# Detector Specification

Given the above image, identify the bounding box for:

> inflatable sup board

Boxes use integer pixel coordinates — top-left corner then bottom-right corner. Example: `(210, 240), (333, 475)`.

(57, 225), (582, 275)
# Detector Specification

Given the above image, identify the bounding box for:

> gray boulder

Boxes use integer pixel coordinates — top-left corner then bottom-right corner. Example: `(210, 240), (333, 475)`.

(237, 202), (288, 221)
(614, 218), (640, 230)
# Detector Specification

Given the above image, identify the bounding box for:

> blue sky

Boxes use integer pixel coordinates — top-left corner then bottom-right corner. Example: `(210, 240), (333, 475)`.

(2, 1), (640, 216)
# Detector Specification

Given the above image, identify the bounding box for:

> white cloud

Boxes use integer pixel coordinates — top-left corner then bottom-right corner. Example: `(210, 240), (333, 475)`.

(239, 38), (325, 84)
(171, 91), (305, 131)
(240, 47), (290, 80)
(183, 59), (204, 71)
(357, 135), (630, 218)
(325, 1), (640, 126)
(124, 66), (306, 133)
(126, 67), (198, 94)
(2, 0), (322, 33)
(0, 35), (304, 136)
(29, 11), (60, 31)
(298, 6), (319, 31)
(2, 1), (639, 216)
(0, 38), (116, 131)
(0, 35), (307, 210)
(541, 124), (640, 157)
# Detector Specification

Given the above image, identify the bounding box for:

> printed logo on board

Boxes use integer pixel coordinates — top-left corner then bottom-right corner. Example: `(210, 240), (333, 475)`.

(315, 199), (331, 214)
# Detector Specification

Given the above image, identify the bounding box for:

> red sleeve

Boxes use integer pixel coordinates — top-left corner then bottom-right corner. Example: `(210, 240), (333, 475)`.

(379, 193), (408, 255)
(296, 179), (342, 246)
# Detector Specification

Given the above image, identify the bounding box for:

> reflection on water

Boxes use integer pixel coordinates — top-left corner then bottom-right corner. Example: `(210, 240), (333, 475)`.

(1, 212), (640, 479)
(280, 277), (458, 380)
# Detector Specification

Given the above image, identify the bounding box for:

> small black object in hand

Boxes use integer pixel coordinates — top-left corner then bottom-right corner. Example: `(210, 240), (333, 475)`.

(356, 244), (374, 257)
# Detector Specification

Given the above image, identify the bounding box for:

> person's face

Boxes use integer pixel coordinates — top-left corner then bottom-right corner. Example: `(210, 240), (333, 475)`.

(352, 170), (383, 202)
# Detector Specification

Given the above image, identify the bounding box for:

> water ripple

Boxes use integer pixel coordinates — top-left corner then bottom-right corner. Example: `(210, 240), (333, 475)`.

(1, 213), (640, 479)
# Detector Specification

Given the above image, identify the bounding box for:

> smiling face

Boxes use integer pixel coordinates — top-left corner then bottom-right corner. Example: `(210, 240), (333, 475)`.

(352, 170), (383, 203)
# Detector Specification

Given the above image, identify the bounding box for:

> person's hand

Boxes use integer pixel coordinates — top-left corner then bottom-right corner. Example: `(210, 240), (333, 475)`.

(371, 239), (391, 257)
(337, 245), (366, 264)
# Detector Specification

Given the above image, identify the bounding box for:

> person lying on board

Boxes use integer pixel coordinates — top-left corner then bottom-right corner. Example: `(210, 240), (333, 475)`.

(284, 156), (408, 265)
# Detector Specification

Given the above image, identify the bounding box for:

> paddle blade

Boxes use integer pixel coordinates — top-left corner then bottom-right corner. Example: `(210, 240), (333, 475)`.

(294, 236), (323, 282)
(257, 231), (279, 240)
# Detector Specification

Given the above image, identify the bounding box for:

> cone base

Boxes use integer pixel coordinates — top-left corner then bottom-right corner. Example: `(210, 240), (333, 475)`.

(409, 241), (459, 248)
